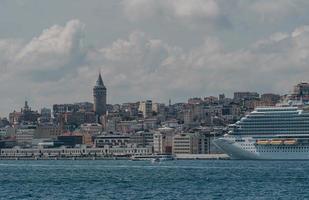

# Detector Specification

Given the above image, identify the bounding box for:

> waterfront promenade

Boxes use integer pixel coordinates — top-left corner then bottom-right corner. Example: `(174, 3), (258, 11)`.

(0, 146), (229, 160)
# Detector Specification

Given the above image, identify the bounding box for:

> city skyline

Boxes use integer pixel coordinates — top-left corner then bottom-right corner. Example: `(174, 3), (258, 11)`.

(2, 76), (307, 118)
(1, 0), (309, 116)
(4, 80), (305, 119)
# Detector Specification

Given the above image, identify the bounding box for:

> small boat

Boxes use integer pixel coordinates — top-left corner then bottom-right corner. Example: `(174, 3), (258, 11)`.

(151, 155), (174, 163)
(130, 155), (157, 161)
(151, 157), (161, 163)
(131, 154), (174, 162)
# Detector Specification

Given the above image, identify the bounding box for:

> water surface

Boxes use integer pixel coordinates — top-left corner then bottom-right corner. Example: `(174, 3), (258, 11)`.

(0, 160), (308, 200)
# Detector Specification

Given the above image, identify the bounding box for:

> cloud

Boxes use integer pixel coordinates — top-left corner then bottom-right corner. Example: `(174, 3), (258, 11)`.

(0, 20), (88, 115)
(122, 0), (222, 26)
(250, 0), (298, 21)
(121, 0), (309, 30)
(168, 0), (219, 19)
(15, 19), (86, 71)
(0, 20), (86, 81)
(101, 31), (170, 72)
(126, 28), (309, 95)
(83, 27), (309, 103)
(2, 17), (309, 116)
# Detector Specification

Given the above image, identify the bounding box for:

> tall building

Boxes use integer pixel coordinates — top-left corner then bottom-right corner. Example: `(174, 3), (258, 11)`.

(183, 108), (194, 125)
(139, 100), (152, 118)
(93, 73), (107, 119)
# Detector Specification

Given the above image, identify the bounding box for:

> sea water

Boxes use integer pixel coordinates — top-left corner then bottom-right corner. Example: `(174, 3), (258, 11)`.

(0, 160), (308, 200)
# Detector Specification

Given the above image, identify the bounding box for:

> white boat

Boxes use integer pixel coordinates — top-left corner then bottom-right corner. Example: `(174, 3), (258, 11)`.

(150, 155), (174, 163)
(213, 106), (309, 160)
(131, 154), (174, 161)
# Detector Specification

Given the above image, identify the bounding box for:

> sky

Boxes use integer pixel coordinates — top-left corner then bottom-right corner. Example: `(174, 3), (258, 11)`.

(1, 0), (309, 117)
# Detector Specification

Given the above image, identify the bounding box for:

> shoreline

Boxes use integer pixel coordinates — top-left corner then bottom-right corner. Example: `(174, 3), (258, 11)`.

(0, 154), (230, 160)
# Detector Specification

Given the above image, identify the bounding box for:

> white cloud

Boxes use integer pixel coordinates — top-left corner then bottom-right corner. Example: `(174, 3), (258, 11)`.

(85, 27), (309, 103)
(15, 19), (85, 71)
(2, 17), (309, 117)
(122, 0), (220, 22)
(0, 20), (88, 115)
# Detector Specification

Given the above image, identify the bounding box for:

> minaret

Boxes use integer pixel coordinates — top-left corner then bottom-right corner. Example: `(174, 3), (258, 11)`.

(93, 73), (107, 121)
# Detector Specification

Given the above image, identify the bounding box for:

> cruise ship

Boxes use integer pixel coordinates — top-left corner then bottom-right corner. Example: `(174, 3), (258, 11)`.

(213, 105), (309, 160)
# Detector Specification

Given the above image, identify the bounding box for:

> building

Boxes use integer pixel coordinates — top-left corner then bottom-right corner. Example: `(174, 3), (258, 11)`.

(53, 104), (79, 118)
(261, 93), (281, 105)
(39, 108), (52, 124)
(139, 100), (152, 118)
(122, 102), (140, 117)
(143, 119), (158, 130)
(116, 120), (142, 133)
(153, 127), (175, 154)
(9, 111), (22, 125)
(0, 140), (17, 149)
(161, 119), (181, 129)
(80, 123), (102, 135)
(129, 131), (154, 147)
(106, 117), (120, 132)
(56, 135), (83, 147)
(203, 96), (219, 105)
(152, 103), (166, 121)
(16, 124), (37, 146)
(152, 103), (165, 114)
(82, 133), (93, 146)
(9, 101), (40, 125)
(183, 108), (194, 125)
(233, 92), (259, 101)
(219, 94), (225, 101)
(75, 102), (94, 112)
(188, 97), (203, 105)
(93, 73), (107, 120)
(290, 82), (309, 102)
(63, 111), (96, 127)
(95, 134), (130, 148)
(172, 133), (208, 154)
(0, 126), (16, 137)
(34, 124), (62, 139)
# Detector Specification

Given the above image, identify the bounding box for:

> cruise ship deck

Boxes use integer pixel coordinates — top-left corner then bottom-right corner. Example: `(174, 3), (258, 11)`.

(213, 106), (309, 160)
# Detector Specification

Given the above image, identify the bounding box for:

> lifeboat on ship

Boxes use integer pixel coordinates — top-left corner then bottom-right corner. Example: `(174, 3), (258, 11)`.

(270, 139), (283, 145)
(283, 139), (297, 145)
(256, 140), (270, 145)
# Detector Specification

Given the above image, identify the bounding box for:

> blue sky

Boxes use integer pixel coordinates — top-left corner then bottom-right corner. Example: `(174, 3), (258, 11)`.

(1, 0), (309, 116)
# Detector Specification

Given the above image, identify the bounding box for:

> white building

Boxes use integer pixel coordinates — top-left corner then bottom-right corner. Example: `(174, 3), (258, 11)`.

(153, 128), (175, 154)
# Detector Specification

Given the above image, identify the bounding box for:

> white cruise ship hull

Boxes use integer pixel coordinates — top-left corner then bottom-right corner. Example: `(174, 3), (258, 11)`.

(213, 136), (309, 160)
